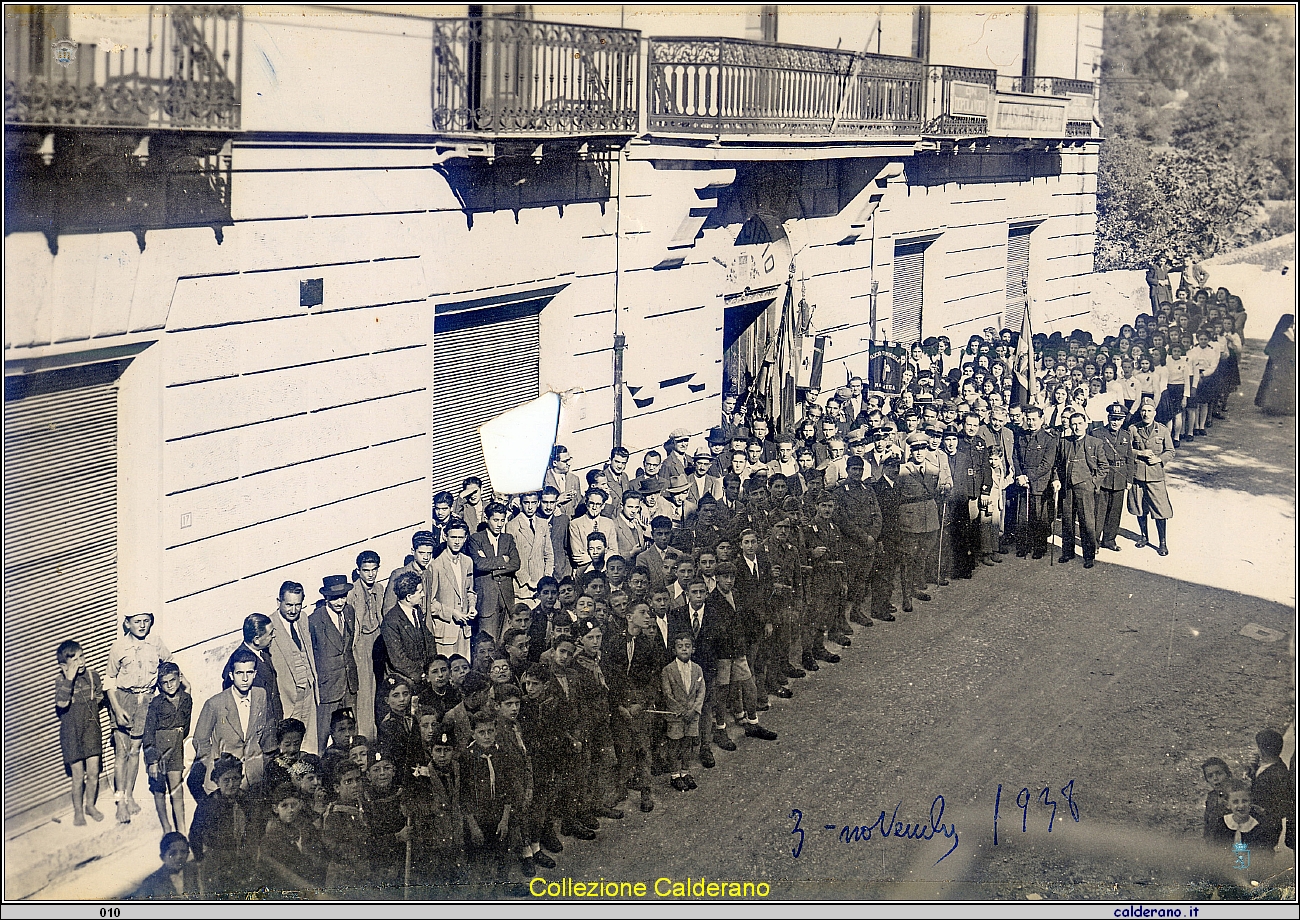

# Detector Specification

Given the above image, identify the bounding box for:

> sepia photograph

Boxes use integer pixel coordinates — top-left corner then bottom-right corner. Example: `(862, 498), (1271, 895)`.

(2, 2), (1296, 913)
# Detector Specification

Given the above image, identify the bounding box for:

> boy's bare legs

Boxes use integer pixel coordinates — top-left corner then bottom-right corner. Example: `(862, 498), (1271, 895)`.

(113, 726), (144, 820)
(70, 761), (87, 825)
(83, 756), (103, 821)
(168, 771), (185, 833)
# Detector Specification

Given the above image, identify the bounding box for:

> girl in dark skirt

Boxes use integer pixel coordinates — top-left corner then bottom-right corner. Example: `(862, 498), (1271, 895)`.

(1158, 343), (1191, 445)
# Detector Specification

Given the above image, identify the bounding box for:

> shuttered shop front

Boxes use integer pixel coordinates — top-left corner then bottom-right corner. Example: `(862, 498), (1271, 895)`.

(4, 362), (123, 820)
(892, 241), (927, 344)
(432, 301), (542, 500)
(1005, 225), (1032, 328)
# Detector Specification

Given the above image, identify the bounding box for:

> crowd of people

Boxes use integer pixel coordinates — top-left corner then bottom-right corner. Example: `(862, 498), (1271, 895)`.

(51, 272), (1291, 900)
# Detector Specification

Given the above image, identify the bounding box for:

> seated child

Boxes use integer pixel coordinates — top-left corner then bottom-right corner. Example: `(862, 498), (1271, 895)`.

(54, 639), (106, 826)
(322, 759), (371, 898)
(188, 754), (253, 897)
(142, 661), (191, 833)
(131, 831), (200, 900)
(1201, 757), (1233, 840)
(258, 781), (327, 893)
(661, 633), (706, 792)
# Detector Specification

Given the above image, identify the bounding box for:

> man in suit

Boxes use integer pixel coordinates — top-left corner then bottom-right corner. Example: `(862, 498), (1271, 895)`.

(383, 530), (437, 612)
(309, 575), (358, 753)
(602, 446), (633, 510)
(661, 428), (693, 481)
(268, 581), (319, 753)
(426, 518), (476, 660)
(381, 571), (437, 685)
(1014, 406), (1059, 560)
(1055, 411), (1112, 568)
(224, 613), (283, 728)
(507, 490), (553, 600)
(545, 445), (583, 519)
(679, 577), (722, 767)
(633, 516), (676, 592)
(537, 486), (572, 581)
(193, 648), (275, 792)
(468, 502), (521, 644)
(568, 488), (609, 570)
(611, 490), (647, 561)
(732, 528), (785, 714)
(1092, 403), (1133, 553)
(687, 449), (724, 505)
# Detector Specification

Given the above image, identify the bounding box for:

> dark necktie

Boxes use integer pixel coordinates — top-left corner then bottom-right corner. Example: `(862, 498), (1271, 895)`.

(289, 621), (303, 651)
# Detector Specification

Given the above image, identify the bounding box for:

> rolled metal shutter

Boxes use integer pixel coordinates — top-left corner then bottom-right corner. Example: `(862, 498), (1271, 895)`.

(892, 241), (926, 345)
(432, 303), (541, 501)
(4, 364), (120, 820)
(1005, 225), (1032, 328)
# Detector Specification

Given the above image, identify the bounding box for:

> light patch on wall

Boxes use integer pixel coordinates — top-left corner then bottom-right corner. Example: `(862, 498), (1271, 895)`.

(479, 392), (561, 494)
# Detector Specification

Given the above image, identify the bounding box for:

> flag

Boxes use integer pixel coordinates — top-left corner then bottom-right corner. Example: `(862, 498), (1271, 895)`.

(1012, 298), (1036, 407)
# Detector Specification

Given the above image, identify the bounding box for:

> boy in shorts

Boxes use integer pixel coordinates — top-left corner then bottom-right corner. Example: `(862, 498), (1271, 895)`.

(142, 661), (191, 833)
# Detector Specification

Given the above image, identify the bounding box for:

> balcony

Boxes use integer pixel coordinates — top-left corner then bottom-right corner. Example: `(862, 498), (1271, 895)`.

(4, 6), (241, 253)
(430, 17), (639, 140)
(4, 5), (241, 130)
(648, 37), (925, 138)
(923, 64), (998, 136)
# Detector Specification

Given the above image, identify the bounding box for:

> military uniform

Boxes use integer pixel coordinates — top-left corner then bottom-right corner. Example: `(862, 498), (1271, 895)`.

(1092, 412), (1133, 550)
(895, 438), (951, 610)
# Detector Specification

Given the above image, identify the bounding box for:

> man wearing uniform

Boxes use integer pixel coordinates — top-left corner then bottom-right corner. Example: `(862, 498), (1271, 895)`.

(959, 413), (997, 568)
(1054, 412), (1111, 568)
(1092, 403), (1133, 553)
(1014, 406), (1058, 559)
(896, 432), (951, 613)
(1127, 397), (1176, 556)
(829, 455), (882, 631)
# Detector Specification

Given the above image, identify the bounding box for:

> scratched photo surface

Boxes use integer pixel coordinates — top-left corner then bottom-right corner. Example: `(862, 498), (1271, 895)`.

(3, 2), (1296, 909)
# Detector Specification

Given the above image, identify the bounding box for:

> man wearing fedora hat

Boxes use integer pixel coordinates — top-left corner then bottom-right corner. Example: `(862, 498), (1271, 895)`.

(310, 576), (358, 753)
(649, 474), (697, 526)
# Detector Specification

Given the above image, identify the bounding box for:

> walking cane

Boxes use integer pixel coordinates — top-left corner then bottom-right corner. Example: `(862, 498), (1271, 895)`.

(936, 501), (946, 583)
(1048, 483), (1055, 568)
(403, 814), (413, 900)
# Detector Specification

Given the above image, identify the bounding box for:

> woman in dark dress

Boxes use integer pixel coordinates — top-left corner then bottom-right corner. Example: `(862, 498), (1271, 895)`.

(1256, 314), (1296, 416)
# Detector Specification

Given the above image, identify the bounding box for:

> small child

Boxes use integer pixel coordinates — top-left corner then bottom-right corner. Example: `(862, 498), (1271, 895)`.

(142, 661), (192, 833)
(263, 718), (308, 794)
(1209, 779), (1272, 851)
(130, 831), (200, 900)
(377, 675), (423, 780)
(322, 759), (371, 898)
(289, 759), (329, 827)
(320, 709), (357, 782)
(412, 655), (460, 721)
(188, 754), (253, 897)
(258, 781), (327, 893)
(448, 654), (471, 691)
(461, 711), (522, 889)
(661, 634), (705, 791)
(1201, 757), (1233, 841)
(364, 745), (409, 895)
(346, 735), (371, 782)
(54, 639), (106, 825)
(1249, 728), (1295, 851)
(409, 729), (466, 897)
(492, 682), (540, 875)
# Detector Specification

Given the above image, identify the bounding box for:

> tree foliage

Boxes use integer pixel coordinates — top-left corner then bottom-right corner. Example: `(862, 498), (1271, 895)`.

(1096, 6), (1295, 268)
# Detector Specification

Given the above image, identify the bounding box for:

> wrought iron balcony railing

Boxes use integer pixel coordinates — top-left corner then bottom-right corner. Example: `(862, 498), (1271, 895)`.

(430, 17), (639, 137)
(4, 5), (241, 131)
(923, 64), (997, 136)
(648, 37), (925, 137)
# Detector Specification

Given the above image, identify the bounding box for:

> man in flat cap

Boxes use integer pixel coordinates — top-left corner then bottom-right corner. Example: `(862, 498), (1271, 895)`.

(688, 448), (724, 504)
(661, 428), (693, 481)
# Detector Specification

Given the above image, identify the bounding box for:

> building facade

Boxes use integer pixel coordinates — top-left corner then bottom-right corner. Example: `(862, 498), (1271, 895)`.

(3, 3), (1102, 820)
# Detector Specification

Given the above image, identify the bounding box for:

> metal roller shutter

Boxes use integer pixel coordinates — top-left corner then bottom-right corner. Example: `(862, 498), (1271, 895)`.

(892, 241), (927, 345)
(432, 301), (542, 501)
(4, 364), (121, 820)
(1005, 225), (1032, 328)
